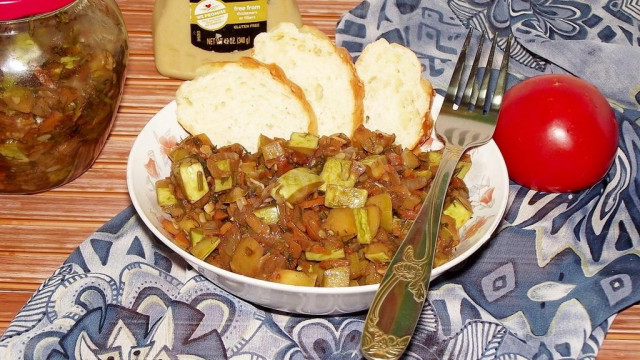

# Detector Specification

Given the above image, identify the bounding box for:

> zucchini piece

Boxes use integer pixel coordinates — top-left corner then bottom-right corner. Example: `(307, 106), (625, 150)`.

(189, 228), (204, 246)
(401, 149), (420, 169)
(208, 158), (232, 178)
(190, 236), (220, 260)
(443, 200), (472, 228)
(347, 252), (361, 277)
(428, 151), (442, 167)
(324, 208), (357, 237)
(2, 86), (34, 113)
(257, 134), (273, 151)
(364, 242), (392, 263)
(155, 183), (177, 206)
(361, 155), (388, 179)
(214, 176), (233, 192)
(354, 208), (372, 245)
(229, 237), (264, 277)
(324, 184), (368, 208)
(178, 217), (199, 233)
(307, 262), (325, 285)
(274, 269), (317, 286)
(414, 169), (433, 178)
(261, 140), (285, 161)
(353, 205), (381, 244)
(176, 158), (209, 202)
(366, 193), (393, 232)
(168, 147), (190, 162)
(0, 142), (28, 162)
(270, 167), (323, 204)
(209, 159), (234, 192)
(455, 159), (472, 179)
(305, 248), (345, 261)
(288, 132), (319, 154)
(322, 266), (350, 287)
(319, 157), (357, 191)
(253, 205), (280, 225)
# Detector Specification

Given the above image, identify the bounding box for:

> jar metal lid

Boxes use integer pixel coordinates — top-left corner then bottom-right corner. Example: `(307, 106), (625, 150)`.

(0, 0), (76, 21)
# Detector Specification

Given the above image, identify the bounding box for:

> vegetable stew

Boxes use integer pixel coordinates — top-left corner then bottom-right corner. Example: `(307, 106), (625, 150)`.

(155, 126), (472, 287)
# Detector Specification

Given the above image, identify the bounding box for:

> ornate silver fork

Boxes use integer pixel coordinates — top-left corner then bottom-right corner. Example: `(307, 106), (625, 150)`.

(360, 28), (512, 360)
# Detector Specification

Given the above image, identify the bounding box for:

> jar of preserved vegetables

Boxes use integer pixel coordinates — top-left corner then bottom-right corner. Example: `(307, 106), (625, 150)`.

(0, 0), (128, 193)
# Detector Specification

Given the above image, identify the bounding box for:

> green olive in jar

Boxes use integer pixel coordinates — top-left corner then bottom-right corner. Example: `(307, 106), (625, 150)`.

(0, 0), (128, 193)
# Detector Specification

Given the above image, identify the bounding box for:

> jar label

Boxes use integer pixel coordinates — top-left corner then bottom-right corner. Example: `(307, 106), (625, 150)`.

(189, 0), (267, 53)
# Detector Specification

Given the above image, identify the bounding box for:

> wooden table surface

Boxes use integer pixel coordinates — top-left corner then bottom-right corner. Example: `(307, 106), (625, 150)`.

(1, 0), (638, 357)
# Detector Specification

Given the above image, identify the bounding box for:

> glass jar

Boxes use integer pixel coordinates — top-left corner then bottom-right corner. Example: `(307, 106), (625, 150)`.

(0, 0), (128, 193)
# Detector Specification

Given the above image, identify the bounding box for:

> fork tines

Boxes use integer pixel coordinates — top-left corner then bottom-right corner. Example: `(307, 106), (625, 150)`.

(446, 28), (512, 114)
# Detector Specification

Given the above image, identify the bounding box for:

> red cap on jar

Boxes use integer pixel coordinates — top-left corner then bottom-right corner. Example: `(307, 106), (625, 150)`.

(0, 0), (76, 21)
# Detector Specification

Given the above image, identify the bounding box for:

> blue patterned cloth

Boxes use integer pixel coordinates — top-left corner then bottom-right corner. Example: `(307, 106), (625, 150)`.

(1, 1), (639, 359)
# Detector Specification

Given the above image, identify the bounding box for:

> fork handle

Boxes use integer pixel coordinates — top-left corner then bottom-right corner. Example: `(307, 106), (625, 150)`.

(361, 143), (464, 360)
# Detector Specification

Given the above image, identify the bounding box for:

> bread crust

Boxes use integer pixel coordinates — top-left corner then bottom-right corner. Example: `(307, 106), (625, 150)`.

(335, 45), (365, 132)
(413, 80), (436, 150)
(298, 24), (330, 41)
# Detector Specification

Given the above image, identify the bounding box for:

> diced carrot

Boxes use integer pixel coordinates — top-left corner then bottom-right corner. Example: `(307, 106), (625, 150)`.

(274, 157), (294, 176)
(287, 221), (313, 250)
(319, 258), (350, 269)
(308, 243), (330, 254)
(305, 226), (323, 242)
(213, 209), (228, 220)
(161, 219), (180, 235)
(219, 221), (233, 235)
(173, 231), (190, 250)
(286, 238), (302, 260)
(397, 209), (418, 220)
(290, 151), (309, 165)
(299, 196), (325, 209)
(39, 111), (64, 133)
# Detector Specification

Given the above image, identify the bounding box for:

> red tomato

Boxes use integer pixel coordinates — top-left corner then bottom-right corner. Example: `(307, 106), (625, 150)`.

(493, 74), (618, 193)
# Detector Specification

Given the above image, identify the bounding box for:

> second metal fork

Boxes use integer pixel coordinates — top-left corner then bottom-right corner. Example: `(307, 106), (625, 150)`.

(360, 28), (512, 360)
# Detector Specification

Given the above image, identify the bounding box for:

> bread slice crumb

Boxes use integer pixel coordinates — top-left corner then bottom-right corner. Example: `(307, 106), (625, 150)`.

(355, 38), (434, 149)
(253, 22), (364, 137)
(176, 57), (317, 153)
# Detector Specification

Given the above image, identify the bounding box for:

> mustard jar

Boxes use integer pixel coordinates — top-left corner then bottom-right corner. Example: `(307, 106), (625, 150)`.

(153, 0), (302, 80)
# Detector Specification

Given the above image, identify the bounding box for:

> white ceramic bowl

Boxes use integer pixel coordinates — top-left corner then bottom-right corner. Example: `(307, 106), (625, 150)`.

(126, 95), (509, 315)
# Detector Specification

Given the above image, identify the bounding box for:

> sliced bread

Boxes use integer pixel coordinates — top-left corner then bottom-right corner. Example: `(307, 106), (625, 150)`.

(176, 57), (317, 153)
(355, 38), (434, 149)
(252, 22), (364, 137)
